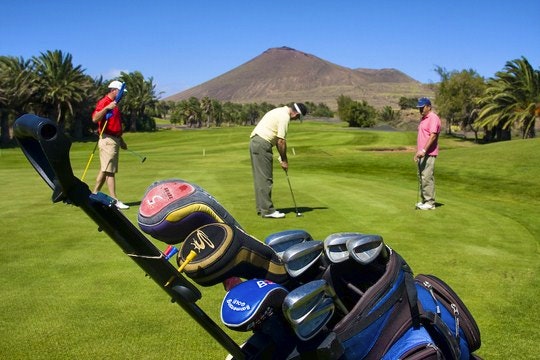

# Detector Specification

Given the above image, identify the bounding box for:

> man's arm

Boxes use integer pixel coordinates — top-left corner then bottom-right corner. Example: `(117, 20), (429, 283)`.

(414, 132), (438, 161)
(92, 101), (117, 123)
(277, 138), (288, 170)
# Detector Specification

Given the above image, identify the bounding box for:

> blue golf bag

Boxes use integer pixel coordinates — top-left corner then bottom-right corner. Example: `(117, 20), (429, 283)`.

(326, 247), (482, 359)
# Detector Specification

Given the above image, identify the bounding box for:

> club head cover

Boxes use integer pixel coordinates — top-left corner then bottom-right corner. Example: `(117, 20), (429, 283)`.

(177, 223), (289, 286)
(138, 179), (243, 244)
(221, 279), (288, 332)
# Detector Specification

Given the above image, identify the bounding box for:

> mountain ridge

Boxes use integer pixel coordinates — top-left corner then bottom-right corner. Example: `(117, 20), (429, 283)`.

(165, 46), (434, 109)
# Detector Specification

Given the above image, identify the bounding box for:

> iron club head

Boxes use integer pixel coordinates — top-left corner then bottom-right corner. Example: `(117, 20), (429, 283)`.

(264, 229), (312, 258)
(324, 232), (365, 264)
(346, 234), (385, 265)
(282, 240), (324, 278)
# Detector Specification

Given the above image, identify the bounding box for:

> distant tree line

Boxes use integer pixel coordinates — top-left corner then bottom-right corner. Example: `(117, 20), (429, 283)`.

(340, 57), (539, 141)
(158, 99), (334, 128)
(1, 50), (537, 145)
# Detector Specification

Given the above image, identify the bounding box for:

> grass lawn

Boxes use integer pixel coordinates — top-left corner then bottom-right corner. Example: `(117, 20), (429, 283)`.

(1, 120), (538, 359)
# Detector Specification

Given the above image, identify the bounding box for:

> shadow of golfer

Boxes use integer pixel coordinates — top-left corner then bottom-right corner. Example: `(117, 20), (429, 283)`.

(281, 206), (328, 215)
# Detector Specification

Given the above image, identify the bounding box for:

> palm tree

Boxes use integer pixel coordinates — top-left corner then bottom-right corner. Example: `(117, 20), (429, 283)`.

(201, 96), (213, 127)
(32, 50), (89, 132)
(119, 71), (159, 131)
(221, 102), (243, 125)
(211, 99), (223, 127)
(0, 56), (36, 144)
(475, 57), (540, 139)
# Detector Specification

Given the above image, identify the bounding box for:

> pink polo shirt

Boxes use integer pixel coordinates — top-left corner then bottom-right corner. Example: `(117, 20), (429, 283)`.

(417, 111), (441, 156)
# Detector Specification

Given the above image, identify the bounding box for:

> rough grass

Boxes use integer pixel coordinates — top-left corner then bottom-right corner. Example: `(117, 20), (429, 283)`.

(0, 121), (538, 359)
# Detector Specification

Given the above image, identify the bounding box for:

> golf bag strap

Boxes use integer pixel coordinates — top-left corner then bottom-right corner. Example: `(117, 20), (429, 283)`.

(403, 263), (421, 329)
(421, 311), (461, 360)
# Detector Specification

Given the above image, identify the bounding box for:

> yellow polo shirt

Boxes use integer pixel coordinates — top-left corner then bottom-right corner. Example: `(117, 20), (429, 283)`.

(250, 106), (290, 146)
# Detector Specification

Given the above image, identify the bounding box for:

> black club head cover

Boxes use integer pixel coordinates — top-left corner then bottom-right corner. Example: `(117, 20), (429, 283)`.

(177, 223), (289, 286)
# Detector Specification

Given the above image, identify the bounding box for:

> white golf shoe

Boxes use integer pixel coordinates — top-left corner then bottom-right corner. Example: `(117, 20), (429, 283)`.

(263, 210), (285, 218)
(115, 200), (130, 210)
(417, 203), (435, 210)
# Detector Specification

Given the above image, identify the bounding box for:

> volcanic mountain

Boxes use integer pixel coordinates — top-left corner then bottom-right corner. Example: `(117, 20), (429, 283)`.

(165, 46), (433, 109)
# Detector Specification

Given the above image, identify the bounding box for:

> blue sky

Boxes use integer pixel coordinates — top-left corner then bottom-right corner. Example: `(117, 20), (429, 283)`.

(1, 0), (538, 99)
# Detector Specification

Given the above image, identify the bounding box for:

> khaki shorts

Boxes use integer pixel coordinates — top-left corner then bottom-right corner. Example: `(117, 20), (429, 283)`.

(98, 135), (120, 173)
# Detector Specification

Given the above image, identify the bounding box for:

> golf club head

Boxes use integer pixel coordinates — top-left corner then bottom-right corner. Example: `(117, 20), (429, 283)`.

(282, 279), (331, 324)
(324, 232), (365, 264)
(264, 230), (312, 258)
(282, 240), (323, 278)
(293, 297), (334, 341)
(282, 279), (336, 341)
(346, 234), (385, 265)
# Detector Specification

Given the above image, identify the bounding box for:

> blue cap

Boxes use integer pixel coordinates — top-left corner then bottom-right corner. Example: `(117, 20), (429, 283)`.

(416, 97), (431, 107)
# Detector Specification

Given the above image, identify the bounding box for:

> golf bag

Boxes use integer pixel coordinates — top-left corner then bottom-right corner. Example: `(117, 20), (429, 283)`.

(322, 248), (481, 359)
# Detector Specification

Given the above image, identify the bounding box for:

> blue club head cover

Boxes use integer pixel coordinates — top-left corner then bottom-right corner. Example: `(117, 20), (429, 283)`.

(221, 279), (288, 332)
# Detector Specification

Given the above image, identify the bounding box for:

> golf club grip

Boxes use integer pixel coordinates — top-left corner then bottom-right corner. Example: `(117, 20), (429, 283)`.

(105, 82), (126, 120)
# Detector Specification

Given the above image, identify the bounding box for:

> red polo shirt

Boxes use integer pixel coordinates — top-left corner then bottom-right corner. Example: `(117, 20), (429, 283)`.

(93, 95), (123, 137)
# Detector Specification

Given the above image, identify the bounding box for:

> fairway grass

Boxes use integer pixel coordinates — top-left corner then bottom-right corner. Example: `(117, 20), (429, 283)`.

(1, 121), (538, 359)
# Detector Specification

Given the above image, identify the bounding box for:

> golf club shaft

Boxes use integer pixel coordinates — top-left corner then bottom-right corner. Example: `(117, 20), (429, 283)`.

(126, 148), (146, 162)
(416, 158), (425, 208)
(81, 119), (109, 181)
(285, 170), (299, 214)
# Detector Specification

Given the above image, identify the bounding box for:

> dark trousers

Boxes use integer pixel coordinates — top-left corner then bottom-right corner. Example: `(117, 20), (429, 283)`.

(250, 135), (276, 215)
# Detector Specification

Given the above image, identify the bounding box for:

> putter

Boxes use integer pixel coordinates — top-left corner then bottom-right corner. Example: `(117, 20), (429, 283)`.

(281, 240), (324, 278)
(324, 232), (365, 264)
(346, 234), (386, 265)
(284, 169), (302, 217)
(265, 229), (312, 259)
(126, 148), (147, 163)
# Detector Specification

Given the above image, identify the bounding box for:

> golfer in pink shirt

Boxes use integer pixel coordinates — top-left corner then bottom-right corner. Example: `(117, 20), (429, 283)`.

(413, 97), (441, 210)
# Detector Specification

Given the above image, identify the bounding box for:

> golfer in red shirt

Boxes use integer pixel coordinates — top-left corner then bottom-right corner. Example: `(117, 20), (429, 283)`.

(92, 80), (129, 209)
